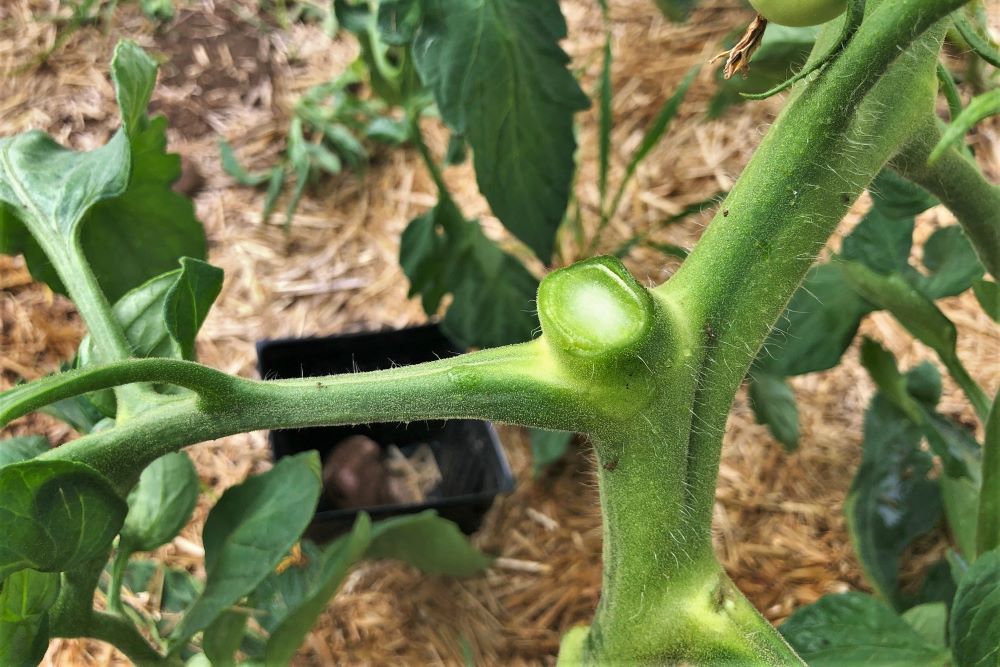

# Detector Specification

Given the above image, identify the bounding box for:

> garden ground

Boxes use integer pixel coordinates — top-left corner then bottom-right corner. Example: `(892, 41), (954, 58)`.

(1, 0), (998, 664)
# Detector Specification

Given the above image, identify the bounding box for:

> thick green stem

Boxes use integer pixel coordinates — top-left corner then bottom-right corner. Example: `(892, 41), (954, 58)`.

(655, 3), (949, 566)
(40, 341), (597, 488)
(892, 119), (1000, 279)
(63, 238), (133, 363)
(49, 554), (176, 666)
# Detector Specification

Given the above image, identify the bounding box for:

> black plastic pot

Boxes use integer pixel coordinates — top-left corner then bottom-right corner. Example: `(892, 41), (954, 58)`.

(256, 324), (515, 542)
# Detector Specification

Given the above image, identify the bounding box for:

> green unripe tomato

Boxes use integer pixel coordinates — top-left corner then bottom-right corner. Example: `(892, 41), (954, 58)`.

(748, 0), (847, 26)
(537, 256), (654, 360)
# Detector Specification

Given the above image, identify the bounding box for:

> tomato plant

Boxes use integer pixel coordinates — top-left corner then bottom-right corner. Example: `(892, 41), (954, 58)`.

(2, 0), (1000, 665)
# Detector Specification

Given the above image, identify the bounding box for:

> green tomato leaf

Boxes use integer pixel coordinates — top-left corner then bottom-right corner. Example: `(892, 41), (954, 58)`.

(748, 373), (800, 451)
(841, 208), (914, 276)
(845, 389), (942, 609)
(80, 113), (207, 304)
(441, 229), (539, 348)
(916, 226), (984, 298)
(934, 414), (983, 560)
(111, 41), (158, 136)
(203, 608), (249, 667)
(168, 452), (322, 650)
(399, 201), (539, 348)
(364, 117), (410, 145)
(0, 42), (206, 303)
(901, 602), (948, 647)
(840, 260), (955, 352)
(973, 280), (1000, 322)
(164, 257), (224, 361)
(840, 259), (990, 420)
(0, 436), (49, 468)
(529, 428), (574, 477)
(869, 169), (938, 219)
(756, 263), (872, 377)
(376, 0), (422, 45)
(0, 569), (60, 622)
(930, 87), (1000, 165)
(263, 515), (372, 666)
(41, 391), (108, 434)
(120, 452), (200, 554)
(0, 459), (126, 579)
(250, 541), (329, 635)
(950, 548), (1000, 667)
(0, 126), (131, 247)
(366, 510), (492, 577)
(0, 613), (49, 667)
(412, 0), (589, 262)
(859, 338), (973, 479)
(80, 257), (223, 366)
(780, 592), (950, 666)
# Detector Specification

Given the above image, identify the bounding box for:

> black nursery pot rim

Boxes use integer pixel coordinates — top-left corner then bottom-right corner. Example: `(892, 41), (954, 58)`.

(256, 323), (516, 537)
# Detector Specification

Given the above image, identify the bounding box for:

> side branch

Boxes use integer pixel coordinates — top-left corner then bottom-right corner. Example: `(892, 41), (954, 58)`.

(40, 340), (590, 487)
(893, 118), (1000, 279)
(0, 359), (242, 427)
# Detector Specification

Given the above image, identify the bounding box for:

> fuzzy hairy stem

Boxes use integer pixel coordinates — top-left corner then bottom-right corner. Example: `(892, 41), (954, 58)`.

(892, 117), (1000, 279)
(40, 341), (597, 489)
(49, 555), (176, 666)
(652, 2), (949, 567)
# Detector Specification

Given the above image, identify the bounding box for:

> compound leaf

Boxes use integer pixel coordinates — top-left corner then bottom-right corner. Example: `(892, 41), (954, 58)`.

(950, 548), (1000, 667)
(413, 0), (589, 262)
(120, 452), (200, 554)
(168, 452), (322, 650)
(780, 592), (950, 666)
(366, 510), (492, 576)
(0, 459), (126, 580)
(0, 42), (206, 303)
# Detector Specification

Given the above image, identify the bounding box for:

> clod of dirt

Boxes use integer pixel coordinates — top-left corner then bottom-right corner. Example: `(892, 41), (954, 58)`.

(173, 156), (204, 197)
(322, 437), (444, 509)
(323, 435), (386, 509)
(150, 7), (274, 139)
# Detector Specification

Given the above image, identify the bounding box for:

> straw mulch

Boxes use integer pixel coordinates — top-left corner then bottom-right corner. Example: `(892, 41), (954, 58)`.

(1, 0), (998, 664)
